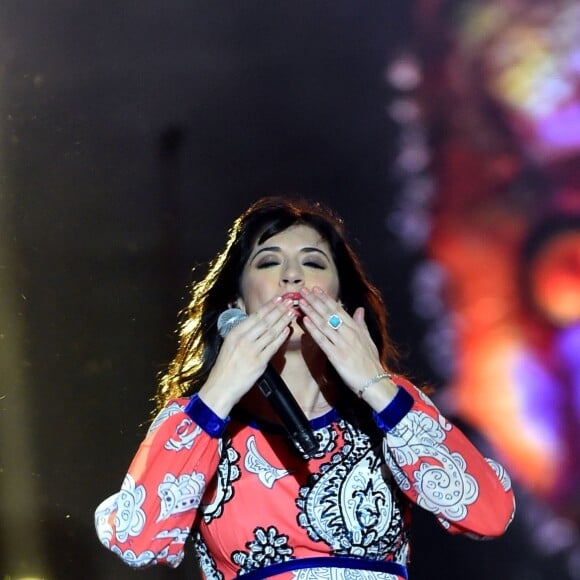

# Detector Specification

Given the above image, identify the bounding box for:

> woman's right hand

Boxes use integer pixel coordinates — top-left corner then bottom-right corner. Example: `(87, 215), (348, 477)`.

(197, 297), (296, 417)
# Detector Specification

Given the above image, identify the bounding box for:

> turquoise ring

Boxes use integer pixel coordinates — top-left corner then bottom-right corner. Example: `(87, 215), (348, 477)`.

(327, 314), (343, 330)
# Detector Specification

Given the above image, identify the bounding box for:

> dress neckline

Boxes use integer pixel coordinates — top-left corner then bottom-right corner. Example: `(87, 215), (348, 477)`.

(231, 406), (339, 433)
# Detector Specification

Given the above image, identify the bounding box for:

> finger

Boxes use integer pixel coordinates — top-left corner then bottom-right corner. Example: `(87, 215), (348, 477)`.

(303, 287), (351, 327)
(241, 298), (293, 341)
(299, 287), (337, 317)
(299, 296), (351, 341)
(259, 298), (295, 332)
(254, 308), (296, 352)
(301, 315), (336, 355)
(261, 325), (292, 360)
(353, 306), (365, 325)
(229, 295), (282, 333)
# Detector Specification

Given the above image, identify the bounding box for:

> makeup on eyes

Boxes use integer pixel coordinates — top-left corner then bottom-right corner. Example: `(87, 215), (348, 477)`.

(252, 245), (329, 261)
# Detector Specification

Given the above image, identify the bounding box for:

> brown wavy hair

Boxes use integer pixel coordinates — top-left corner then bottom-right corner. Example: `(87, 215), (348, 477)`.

(154, 196), (399, 412)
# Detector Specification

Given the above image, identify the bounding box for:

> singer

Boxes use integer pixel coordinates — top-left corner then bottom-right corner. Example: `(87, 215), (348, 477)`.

(95, 197), (515, 579)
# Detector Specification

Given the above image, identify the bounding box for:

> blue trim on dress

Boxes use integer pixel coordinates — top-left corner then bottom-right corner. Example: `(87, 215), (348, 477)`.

(372, 386), (414, 432)
(184, 394), (229, 438)
(238, 556), (408, 580)
(232, 408), (339, 433)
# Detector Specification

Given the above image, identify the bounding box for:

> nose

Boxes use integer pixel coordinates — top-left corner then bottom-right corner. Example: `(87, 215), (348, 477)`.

(280, 261), (304, 287)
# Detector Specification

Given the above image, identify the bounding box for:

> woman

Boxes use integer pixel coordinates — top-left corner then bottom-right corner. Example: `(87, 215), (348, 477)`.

(95, 197), (515, 579)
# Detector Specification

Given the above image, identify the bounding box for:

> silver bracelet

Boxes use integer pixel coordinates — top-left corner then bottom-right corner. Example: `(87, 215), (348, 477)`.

(358, 372), (392, 398)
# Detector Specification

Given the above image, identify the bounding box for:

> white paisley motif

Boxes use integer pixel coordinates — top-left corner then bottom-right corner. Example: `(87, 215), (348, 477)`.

(384, 410), (479, 522)
(292, 568), (399, 579)
(244, 435), (290, 488)
(417, 388), (436, 407)
(110, 545), (157, 568)
(297, 421), (407, 561)
(165, 418), (202, 451)
(95, 474), (147, 544)
(485, 458), (512, 491)
(95, 494), (115, 546)
(148, 401), (185, 435)
(110, 544), (184, 568)
(157, 472), (206, 520)
(154, 526), (191, 543)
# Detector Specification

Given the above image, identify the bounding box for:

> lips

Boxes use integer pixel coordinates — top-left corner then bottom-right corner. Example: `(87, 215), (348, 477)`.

(281, 292), (303, 310)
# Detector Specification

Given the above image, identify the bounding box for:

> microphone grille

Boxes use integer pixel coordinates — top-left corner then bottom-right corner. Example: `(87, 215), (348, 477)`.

(217, 308), (247, 337)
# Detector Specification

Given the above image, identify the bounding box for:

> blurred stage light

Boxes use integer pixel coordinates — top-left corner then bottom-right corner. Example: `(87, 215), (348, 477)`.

(385, 53), (422, 91)
(460, 0), (580, 163)
(528, 231), (580, 326)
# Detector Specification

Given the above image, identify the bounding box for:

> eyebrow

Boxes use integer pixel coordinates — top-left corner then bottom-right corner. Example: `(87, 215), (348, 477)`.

(250, 246), (330, 262)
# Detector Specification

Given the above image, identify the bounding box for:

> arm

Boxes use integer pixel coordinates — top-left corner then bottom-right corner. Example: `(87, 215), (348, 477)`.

(95, 297), (298, 567)
(296, 288), (515, 536)
(377, 377), (515, 538)
(94, 395), (226, 568)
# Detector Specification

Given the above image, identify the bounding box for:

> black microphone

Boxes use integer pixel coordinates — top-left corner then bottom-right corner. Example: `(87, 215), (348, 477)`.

(217, 308), (318, 458)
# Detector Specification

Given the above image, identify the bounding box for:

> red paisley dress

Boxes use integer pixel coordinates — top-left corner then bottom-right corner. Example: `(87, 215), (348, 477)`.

(95, 377), (515, 579)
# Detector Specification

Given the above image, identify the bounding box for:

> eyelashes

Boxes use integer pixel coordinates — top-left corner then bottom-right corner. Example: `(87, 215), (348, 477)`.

(256, 261), (278, 269)
(256, 261), (326, 270)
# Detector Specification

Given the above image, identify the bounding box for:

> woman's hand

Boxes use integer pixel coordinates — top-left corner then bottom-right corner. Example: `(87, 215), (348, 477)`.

(198, 297), (296, 417)
(299, 287), (398, 409)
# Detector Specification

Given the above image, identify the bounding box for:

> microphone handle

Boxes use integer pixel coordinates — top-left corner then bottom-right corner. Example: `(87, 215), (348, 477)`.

(257, 364), (318, 457)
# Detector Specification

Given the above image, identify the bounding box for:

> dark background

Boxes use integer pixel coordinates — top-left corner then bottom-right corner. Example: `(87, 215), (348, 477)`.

(0, 2), (568, 579)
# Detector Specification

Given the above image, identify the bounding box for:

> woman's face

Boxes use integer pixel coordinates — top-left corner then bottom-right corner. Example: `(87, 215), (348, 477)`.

(238, 224), (340, 317)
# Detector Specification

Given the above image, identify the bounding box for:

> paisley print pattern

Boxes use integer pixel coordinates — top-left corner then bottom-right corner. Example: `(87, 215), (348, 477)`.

(165, 418), (203, 451)
(110, 545), (160, 568)
(245, 435), (290, 488)
(292, 570), (400, 580)
(297, 420), (407, 560)
(202, 438), (241, 522)
(485, 458), (512, 491)
(194, 532), (225, 580)
(157, 471), (206, 520)
(383, 410), (479, 522)
(148, 401), (185, 434)
(95, 473), (147, 544)
(309, 424), (339, 458)
(95, 381), (515, 578)
(232, 526), (294, 574)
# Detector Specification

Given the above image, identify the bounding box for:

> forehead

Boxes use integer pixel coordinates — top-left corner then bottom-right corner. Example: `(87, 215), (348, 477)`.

(254, 224), (329, 249)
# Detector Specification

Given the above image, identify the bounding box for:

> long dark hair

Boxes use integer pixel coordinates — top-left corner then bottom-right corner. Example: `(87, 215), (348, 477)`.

(155, 196), (399, 411)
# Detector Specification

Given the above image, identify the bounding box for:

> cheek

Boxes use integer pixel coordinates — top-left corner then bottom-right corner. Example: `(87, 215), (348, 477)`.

(238, 275), (269, 312)
(317, 270), (340, 298)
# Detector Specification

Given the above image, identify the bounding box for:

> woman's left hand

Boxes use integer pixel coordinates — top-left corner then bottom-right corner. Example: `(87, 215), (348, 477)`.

(298, 286), (395, 400)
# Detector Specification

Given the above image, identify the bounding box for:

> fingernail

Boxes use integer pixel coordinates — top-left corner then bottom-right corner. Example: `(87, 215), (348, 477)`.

(313, 287), (323, 294)
(301, 287), (310, 295)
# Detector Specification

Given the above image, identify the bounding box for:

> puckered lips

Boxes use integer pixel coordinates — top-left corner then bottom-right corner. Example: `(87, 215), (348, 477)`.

(281, 292), (303, 316)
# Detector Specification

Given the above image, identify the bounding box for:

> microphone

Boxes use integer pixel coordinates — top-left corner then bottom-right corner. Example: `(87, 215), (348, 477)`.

(217, 308), (318, 457)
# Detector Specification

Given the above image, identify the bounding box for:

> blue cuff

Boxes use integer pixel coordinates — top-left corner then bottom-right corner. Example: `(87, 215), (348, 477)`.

(184, 394), (229, 438)
(373, 386), (414, 432)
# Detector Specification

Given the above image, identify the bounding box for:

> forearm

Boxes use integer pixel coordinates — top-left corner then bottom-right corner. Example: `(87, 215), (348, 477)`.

(377, 378), (515, 538)
(95, 398), (223, 567)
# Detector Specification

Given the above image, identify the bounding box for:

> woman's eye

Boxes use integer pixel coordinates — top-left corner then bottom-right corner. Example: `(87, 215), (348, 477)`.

(256, 261), (279, 269)
(304, 261), (325, 269)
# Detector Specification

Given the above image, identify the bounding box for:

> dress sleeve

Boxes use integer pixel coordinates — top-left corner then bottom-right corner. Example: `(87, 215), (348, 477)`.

(377, 378), (515, 538)
(94, 395), (225, 568)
